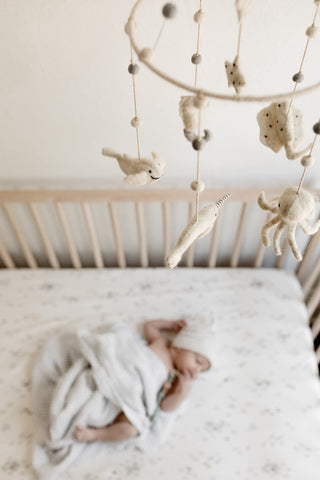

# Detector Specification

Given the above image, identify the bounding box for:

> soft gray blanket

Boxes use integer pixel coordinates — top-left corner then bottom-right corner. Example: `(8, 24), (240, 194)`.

(32, 324), (177, 479)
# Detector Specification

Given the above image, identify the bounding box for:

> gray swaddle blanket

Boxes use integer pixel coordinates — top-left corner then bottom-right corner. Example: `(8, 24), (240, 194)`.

(32, 323), (178, 479)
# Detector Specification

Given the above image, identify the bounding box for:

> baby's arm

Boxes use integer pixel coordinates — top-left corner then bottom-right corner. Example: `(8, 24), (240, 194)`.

(144, 319), (186, 343)
(160, 370), (193, 412)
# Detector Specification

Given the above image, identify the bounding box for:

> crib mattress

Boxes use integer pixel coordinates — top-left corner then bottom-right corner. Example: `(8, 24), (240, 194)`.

(0, 268), (320, 480)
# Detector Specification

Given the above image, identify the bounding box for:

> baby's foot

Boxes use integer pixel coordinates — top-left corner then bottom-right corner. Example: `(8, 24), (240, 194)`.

(73, 425), (96, 442)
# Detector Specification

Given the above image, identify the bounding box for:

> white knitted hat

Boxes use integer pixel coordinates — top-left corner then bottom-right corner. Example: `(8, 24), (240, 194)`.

(171, 317), (215, 368)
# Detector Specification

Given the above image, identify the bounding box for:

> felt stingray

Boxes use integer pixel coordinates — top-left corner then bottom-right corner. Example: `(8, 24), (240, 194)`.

(258, 187), (320, 261)
(166, 193), (231, 269)
(257, 101), (312, 160)
(102, 148), (165, 186)
(224, 56), (246, 94)
(179, 96), (211, 144)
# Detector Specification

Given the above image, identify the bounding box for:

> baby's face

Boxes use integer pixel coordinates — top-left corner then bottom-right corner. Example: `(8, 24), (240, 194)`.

(174, 348), (210, 378)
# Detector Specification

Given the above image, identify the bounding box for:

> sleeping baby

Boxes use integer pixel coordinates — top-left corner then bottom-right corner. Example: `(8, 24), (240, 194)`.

(73, 319), (212, 442)
(32, 317), (214, 478)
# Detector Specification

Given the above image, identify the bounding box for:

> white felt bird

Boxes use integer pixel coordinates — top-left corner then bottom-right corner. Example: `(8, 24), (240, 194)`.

(166, 193), (231, 269)
(257, 101), (311, 160)
(102, 148), (165, 186)
(258, 187), (320, 261)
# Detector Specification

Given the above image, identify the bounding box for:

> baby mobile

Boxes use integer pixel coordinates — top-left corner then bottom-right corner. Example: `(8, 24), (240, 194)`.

(103, 0), (320, 266)
(257, 0), (320, 261)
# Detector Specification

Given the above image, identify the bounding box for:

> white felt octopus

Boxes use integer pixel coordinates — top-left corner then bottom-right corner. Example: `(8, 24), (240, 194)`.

(102, 148), (165, 186)
(166, 193), (230, 269)
(257, 101), (311, 160)
(258, 187), (320, 261)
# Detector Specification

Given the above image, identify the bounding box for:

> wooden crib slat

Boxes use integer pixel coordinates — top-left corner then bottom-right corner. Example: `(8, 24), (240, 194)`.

(302, 251), (320, 296)
(186, 202), (195, 268)
(296, 225), (320, 280)
(230, 202), (249, 268)
(306, 281), (320, 318)
(135, 202), (148, 267)
(316, 345), (320, 365)
(208, 211), (222, 268)
(0, 236), (15, 269)
(2, 203), (37, 268)
(29, 203), (60, 269)
(275, 243), (289, 269)
(82, 203), (104, 269)
(162, 202), (171, 265)
(311, 314), (320, 341)
(108, 202), (126, 268)
(55, 203), (82, 269)
(254, 212), (271, 268)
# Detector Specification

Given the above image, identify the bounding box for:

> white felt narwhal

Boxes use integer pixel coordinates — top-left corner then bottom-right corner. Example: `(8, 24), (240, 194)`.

(166, 193), (231, 269)
(257, 101), (311, 160)
(258, 187), (320, 261)
(102, 148), (165, 186)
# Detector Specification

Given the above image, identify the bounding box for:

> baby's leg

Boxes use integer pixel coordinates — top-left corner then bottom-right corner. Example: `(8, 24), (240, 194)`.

(73, 413), (139, 442)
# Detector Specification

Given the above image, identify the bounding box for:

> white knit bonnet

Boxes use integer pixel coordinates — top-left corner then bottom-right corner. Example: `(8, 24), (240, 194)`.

(171, 316), (215, 368)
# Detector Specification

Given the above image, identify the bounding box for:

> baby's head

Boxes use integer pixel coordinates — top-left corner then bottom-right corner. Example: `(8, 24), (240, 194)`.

(171, 319), (214, 377)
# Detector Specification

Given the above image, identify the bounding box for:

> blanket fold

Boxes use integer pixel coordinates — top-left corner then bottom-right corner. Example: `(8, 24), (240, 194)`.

(32, 323), (176, 479)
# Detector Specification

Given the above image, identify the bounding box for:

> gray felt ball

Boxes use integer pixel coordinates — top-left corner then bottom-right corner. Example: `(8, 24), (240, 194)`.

(313, 122), (320, 134)
(128, 63), (140, 75)
(192, 138), (205, 150)
(292, 72), (304, 83)
(162, 3), (177, 18)
(191, 54), (202, 65)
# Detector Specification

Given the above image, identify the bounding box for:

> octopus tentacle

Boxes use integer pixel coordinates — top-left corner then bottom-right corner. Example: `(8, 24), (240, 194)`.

(258, 192), (279, 214)
(300, 220), (320, 235)
(287, 224), (301, 261)
(273, 222), (285, 256)
(261, 215), (280, 247)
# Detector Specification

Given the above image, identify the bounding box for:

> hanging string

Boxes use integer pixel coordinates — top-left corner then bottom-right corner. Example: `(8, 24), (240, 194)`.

(193, 0), (203, 221)
(153, 18), (166, 52)
(236, 21), (242, 57)
(130, 44), (142, 160)
(287, 2), (320, 117)
(296, 122), (319, 194)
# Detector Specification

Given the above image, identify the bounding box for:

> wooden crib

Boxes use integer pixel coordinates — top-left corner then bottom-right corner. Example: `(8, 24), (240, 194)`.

(1, 187), (320, 368)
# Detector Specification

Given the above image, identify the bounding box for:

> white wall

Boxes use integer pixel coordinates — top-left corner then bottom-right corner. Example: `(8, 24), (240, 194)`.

(1, 0), (320, 189)
(1, 0), (320, 269)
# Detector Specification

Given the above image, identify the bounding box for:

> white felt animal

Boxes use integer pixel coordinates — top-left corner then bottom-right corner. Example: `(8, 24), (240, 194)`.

(257, 101), (311, 160)
(258, 187), (320, 261)
(179, 95), (211, 143)
(102, 148), (165, 186)
(224, 56), (246, 94)
(235, 0), (255, 21)
(166, 193), (230, 269)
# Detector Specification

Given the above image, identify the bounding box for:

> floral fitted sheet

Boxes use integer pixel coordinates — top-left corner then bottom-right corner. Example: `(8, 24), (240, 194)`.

(0, 268), (320, 480)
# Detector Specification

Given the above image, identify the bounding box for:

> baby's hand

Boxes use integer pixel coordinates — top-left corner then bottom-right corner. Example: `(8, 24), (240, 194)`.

(172, 319), (187, 332)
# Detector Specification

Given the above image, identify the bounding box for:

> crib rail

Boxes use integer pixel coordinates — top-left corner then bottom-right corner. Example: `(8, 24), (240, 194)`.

(1, 188), (320, 368)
